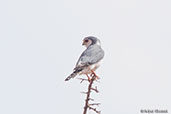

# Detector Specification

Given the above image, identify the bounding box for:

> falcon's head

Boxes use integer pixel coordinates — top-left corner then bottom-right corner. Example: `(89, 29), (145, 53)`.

(82, 36), (101, 48)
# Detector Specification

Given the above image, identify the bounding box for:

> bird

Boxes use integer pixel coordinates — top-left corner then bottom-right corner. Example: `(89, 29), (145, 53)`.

(65, 36), (104, 81)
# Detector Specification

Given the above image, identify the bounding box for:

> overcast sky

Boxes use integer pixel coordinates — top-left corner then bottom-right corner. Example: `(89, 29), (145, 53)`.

(0, 0), (171, 114)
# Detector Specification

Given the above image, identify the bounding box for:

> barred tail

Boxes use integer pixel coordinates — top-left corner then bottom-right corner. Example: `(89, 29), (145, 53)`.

(65, 67), (83, 81)
(65, 72), (78, 81)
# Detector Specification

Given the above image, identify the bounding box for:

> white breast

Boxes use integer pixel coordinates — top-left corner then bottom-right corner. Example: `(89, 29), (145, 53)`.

(79, 61), (101, 75)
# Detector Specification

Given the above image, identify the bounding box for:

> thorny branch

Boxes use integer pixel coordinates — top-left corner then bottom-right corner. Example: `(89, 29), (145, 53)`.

(77, 78), (89, 83)
(91, 86), (99, 93)
(78, 73), (101, 114)
(88, 106), (101, 114)
(89, 103), (101, 106)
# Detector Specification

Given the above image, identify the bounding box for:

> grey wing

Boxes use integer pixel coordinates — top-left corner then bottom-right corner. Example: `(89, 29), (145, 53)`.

(75, 45), (104, 68)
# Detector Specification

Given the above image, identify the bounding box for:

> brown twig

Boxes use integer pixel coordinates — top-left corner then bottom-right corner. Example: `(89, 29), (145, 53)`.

(81, 92), (88, 94)
(88, 106), (101, 114)
(89, 103), (101, 106)
(91, 86), (99, 93)
(89, 98), (95, 101)
(77, 78), (89, 83)
(83, 73), (100, 114)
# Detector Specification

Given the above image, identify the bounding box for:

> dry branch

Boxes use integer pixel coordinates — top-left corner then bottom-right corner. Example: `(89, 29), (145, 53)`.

(88, 106), (101, 114)
(82, 73), (101, 114)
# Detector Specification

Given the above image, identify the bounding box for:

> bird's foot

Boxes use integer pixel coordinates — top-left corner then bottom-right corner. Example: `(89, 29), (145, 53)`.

(86, 74), (91, 82)
(91, 70), (100, 80)
(95, 75), (100, 80)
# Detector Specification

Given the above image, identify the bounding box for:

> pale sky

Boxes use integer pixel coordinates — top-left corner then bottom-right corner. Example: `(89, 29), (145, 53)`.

(0, 0), (171, 114)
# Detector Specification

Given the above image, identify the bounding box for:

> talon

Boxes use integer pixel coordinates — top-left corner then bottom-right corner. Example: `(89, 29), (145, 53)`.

(95, 75), (100, 80)
(91, 70), (100, 80)
(86, 74), (91, 82)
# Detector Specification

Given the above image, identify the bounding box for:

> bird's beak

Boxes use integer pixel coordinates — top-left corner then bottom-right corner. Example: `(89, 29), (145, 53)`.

(82, 41), (85, 45)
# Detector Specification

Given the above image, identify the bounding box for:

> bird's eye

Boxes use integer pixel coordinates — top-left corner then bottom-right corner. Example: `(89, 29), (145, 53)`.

(85, 40), (89, 42)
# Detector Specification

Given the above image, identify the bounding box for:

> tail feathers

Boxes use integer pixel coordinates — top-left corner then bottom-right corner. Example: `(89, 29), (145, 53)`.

(65, 67), (83, 81)
(65, 72), (78, 81)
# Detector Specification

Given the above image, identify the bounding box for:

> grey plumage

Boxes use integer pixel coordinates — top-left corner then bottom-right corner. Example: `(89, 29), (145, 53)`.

(76, 45), (104, 66)
(65, 36), (104, 81)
